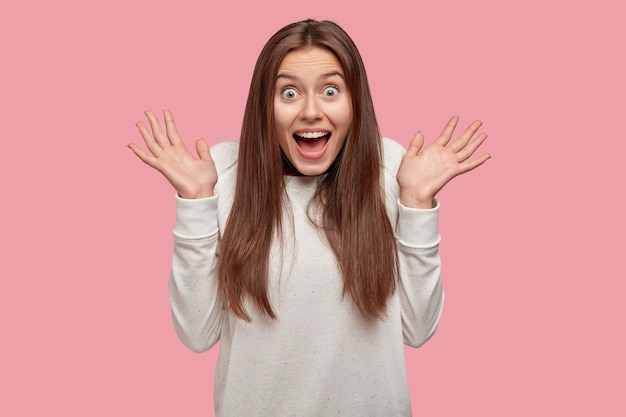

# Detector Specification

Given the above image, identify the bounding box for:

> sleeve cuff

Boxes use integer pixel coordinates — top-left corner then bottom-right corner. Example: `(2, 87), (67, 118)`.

(396, 198), (441, 248)
(173, 194), (219, 238)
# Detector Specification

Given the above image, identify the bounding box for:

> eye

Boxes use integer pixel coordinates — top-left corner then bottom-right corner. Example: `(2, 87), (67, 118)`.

(281, 88), (298, 99)
(323, 86), (339, 97)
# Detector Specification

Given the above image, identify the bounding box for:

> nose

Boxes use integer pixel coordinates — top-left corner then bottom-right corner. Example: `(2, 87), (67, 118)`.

(300, 95), (322, 121)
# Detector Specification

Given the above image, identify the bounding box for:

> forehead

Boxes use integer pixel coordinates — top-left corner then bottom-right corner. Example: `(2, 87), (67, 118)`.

(277, 47), (344, 76)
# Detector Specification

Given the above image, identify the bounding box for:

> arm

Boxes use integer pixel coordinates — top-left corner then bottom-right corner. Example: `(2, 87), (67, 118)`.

(394, 116), (490, 346)
(396, 200), (444, 347)
(128, 109), (223, 352)
(168, 195), (224, 352)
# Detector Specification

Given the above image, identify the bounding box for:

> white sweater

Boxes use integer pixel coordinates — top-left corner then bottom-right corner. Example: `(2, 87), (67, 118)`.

(169, 138), (444, 417)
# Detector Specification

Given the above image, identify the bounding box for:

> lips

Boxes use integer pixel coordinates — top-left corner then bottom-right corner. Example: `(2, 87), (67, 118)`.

(293, 131), (330, 154)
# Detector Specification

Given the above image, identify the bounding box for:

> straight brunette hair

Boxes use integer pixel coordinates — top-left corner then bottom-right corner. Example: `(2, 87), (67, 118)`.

(217, 19), (397, 321)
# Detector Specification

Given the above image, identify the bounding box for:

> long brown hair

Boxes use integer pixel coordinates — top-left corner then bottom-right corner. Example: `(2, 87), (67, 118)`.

(218, 19), (397, 321)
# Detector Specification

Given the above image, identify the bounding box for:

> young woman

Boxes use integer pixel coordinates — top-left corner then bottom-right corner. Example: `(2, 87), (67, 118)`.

(129, 19), (489, 417)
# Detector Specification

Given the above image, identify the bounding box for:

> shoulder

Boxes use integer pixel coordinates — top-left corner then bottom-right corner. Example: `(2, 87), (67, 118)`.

(381, 138), (404, 213)
(210, 141), (239, 176)
(381, 137), (406, 177)
(210, 141), (239, 198)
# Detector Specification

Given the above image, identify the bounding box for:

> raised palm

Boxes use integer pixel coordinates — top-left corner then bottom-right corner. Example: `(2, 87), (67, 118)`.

(128, 110), (217, 199)
(397, 116), (490, 208)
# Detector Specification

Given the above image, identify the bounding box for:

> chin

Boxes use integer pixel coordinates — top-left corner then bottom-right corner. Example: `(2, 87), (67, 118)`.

(292, 161), (331, 176)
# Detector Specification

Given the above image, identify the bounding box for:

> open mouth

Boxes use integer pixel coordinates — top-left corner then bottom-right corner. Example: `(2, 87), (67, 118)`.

(293, 131), (331, 153)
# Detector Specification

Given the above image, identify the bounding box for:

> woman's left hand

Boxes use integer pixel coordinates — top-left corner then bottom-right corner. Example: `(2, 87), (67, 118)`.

(397, 116), (491, 209)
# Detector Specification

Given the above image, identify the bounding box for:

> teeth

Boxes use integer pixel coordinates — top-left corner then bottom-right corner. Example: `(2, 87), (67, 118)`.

(295, 131), (327, 139)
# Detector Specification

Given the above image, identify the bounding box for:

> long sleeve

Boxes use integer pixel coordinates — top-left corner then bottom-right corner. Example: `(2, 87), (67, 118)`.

(168, 194), (225, 353)
(395, 199), (444, 347)
(164, 138), (441, 415)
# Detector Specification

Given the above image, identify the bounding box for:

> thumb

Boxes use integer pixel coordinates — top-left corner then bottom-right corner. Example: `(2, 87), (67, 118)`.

(406, 131), (424, 157)
(195, 138), (211, 160)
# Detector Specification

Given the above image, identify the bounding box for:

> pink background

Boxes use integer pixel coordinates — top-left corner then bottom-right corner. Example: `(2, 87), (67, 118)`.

(2, 0), (624, 415)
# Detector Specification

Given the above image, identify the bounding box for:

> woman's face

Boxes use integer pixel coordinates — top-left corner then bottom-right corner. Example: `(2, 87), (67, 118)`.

(274, 47), (353, 176)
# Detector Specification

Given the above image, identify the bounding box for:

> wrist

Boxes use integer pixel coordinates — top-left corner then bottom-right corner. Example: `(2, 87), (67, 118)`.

(178, 186), (215, 199)
(399, 192), (434, 209)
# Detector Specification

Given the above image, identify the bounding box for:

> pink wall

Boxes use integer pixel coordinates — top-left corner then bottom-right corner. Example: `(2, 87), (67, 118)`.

(2, 0), (624, 415)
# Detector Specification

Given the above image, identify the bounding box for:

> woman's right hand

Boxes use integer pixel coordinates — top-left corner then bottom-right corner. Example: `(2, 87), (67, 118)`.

(128, 109), (217, 199)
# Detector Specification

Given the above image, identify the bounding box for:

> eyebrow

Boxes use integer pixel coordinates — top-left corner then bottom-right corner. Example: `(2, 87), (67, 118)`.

(276, 71), (346, 81)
